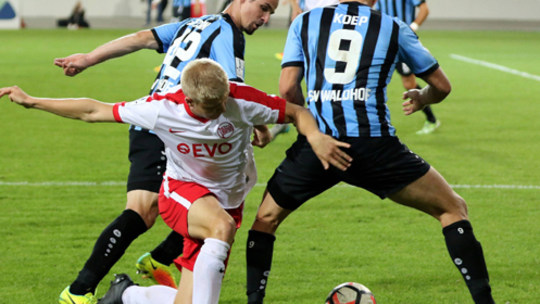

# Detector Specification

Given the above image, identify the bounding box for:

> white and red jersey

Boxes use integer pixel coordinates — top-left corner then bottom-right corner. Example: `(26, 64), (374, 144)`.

(113, 81), (287, 209)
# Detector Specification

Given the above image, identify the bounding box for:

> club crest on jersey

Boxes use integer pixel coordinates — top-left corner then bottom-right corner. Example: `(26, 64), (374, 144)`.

(217, 122), (234, 139)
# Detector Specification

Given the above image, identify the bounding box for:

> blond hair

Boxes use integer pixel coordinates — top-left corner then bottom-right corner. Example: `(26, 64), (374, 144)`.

(181, 59), (230, 105)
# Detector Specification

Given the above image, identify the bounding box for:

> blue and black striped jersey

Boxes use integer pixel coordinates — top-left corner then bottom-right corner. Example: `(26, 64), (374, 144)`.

(150, 13), (245, 95)
(281, 2), (438, 138)
(374, 0), (424, 25)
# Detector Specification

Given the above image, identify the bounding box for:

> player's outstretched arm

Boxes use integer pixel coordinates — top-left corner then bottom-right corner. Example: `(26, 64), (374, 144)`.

(284, 103), (352, 171)
(0, 86), (116, 122)
(54, 30), (158, 77)
(402, 67), (451, 115)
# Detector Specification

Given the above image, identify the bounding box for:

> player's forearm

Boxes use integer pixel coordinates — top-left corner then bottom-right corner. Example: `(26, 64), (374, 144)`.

(86, 30), (158, 67)
(28, 97), (115, 122)
(279, 67), (305, 106)
(289, 106), (320, 139)
(417, 85), (448, 106)
(420, 68), (451, 105)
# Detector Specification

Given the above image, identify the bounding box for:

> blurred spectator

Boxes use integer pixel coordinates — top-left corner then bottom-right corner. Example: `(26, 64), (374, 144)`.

(57, 1), (90, 29)
(190, 0), (206, 17)
(144, 0), (169, 26)
(171, 0), (191, 22)
(155, 0), (169, 23)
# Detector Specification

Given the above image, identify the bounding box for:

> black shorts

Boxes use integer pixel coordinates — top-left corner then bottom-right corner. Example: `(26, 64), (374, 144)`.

(395, 61), (414, 77)
(127, 128), (166, 193)
(267, 135), (430, 210)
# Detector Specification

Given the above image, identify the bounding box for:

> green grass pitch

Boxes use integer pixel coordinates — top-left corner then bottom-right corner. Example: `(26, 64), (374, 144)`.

(0, 28), (539, 303)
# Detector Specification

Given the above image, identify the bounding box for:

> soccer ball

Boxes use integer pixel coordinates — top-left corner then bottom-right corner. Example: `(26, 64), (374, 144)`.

(325, 282), (377, 304)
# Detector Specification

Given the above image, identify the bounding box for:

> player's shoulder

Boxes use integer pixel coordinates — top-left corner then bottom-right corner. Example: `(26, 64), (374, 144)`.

(186, 13), (232, 29)
(374, 11), (408, 30)
(228, 81), (249, 97)
(228, 81), (271, 102)
(148, 85), (186, 104)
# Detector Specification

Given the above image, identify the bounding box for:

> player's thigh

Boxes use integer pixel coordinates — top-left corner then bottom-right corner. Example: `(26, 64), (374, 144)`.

(388, 167), (468, 224)
(126, 189), (159, 211)
(187, 195), (237, 244)
(175, 267), (193, 304)
(126, 189), (160, 227)
(266, 136), (340, 211)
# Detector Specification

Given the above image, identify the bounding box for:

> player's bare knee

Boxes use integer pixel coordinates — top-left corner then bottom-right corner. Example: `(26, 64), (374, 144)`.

(126, 191), (159, 227)
(209, 216), (236, 244)
(439, 194), (468, 225)
(253, 211), (281, 233)
(451, 194), (468, 217)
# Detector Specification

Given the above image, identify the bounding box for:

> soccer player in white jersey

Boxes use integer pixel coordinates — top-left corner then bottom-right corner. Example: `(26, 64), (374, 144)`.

(0, 59), (352, 304)
(53, 0), (279, 301)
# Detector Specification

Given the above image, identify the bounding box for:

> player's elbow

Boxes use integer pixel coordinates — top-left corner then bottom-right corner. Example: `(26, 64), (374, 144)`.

(79, 113), (100, 123)
(134, 30), (158, 50)
(430, 84), (451, 105)
(280, 87), (304, 107)
(440, 81), (452, 98)
(426, 68), (452, 101)
(436, 81), (451, 98)
(279, 87), (295, 102)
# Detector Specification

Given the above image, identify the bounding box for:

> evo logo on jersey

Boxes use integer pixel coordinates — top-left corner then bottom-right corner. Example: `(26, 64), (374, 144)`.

(177, 142), (233, 157)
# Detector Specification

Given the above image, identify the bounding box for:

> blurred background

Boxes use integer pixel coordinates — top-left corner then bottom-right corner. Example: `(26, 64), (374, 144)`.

(2, 0), (540, 30)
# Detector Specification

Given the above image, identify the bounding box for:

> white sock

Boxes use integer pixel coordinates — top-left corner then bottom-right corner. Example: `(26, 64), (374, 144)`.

(122, 285), (177, 304)
(192, 238), (230, 304)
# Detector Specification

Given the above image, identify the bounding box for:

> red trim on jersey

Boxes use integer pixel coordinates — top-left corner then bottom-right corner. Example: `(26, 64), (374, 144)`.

(148, 89), (210, 123)
(182, 99), (210, 123)
(147, 89), (185, 104)
(229, 82), (287, 123)
(112, 102), (126, 123)
(145, 83), (289, 124)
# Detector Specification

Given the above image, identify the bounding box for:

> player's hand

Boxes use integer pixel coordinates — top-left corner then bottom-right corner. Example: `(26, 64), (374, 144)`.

(0, 86), (33, 108)
(54, 53), (90, 77)
(252, 125), (272, 148)
(402, 89), (426, 115)
(307, 133), (352, 171)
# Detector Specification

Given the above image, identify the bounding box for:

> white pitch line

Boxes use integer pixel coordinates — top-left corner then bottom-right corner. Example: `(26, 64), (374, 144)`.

(450, 54), (540, 82)
(0, 181), (539, 190)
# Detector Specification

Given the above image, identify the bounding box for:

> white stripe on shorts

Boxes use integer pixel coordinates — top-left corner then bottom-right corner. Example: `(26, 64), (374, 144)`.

(163, 175), (191, 210)
(171, 191), (191, 210)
